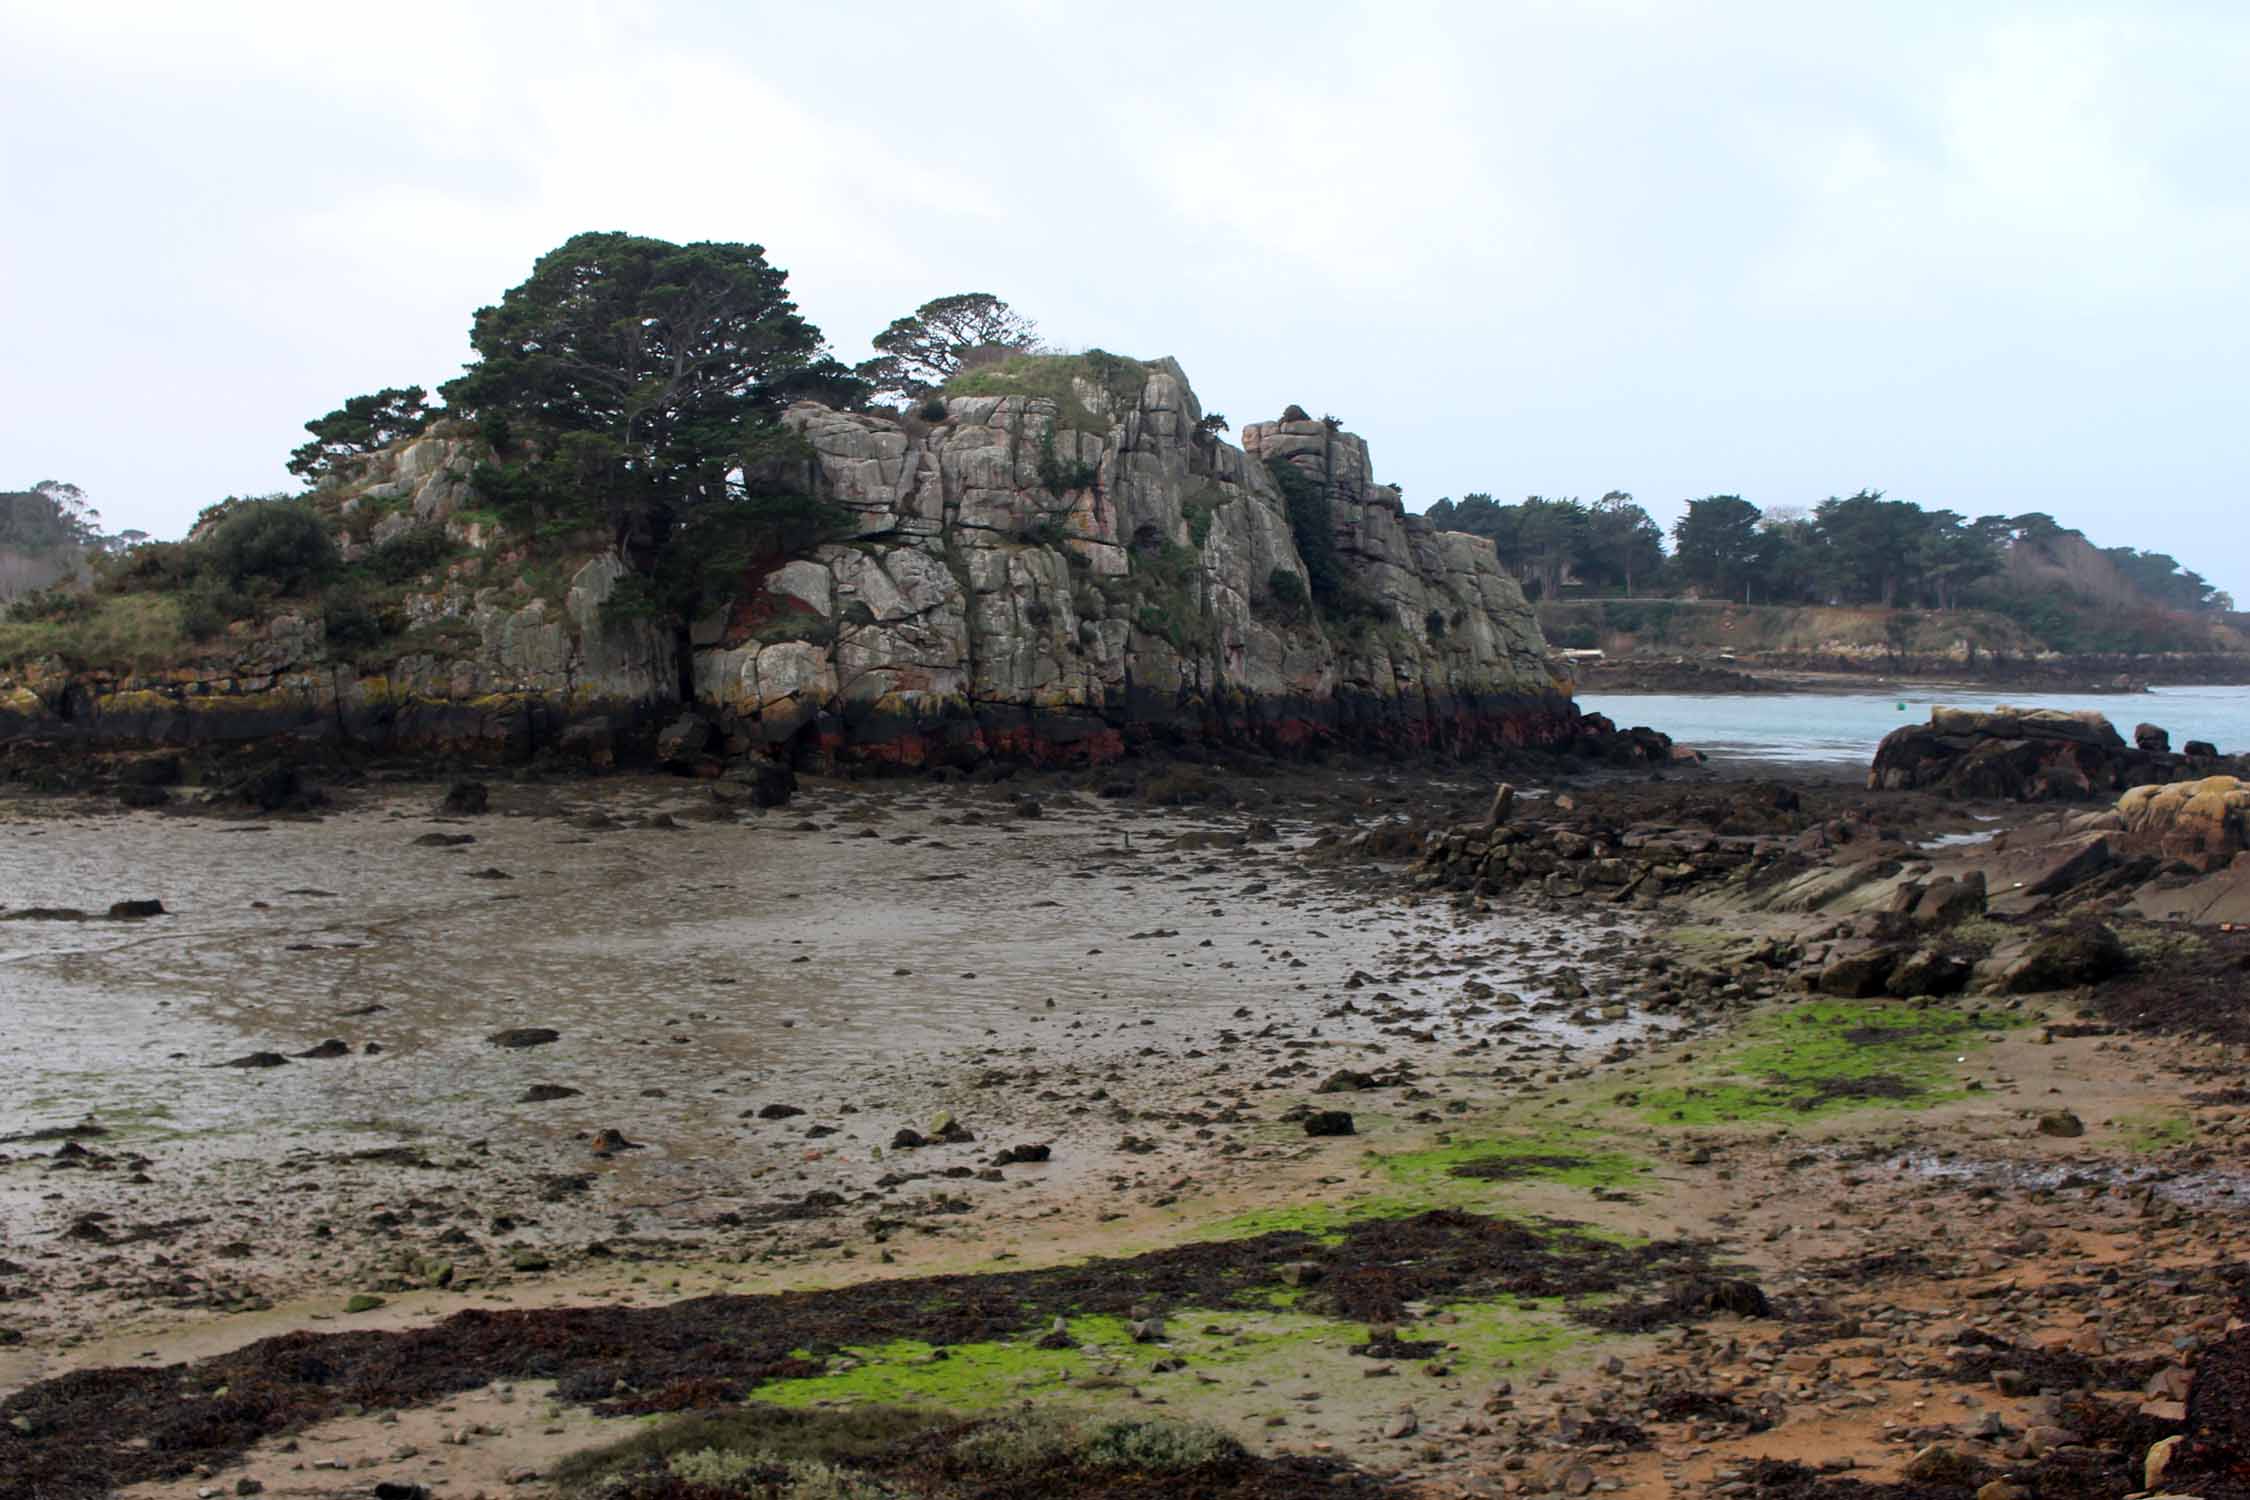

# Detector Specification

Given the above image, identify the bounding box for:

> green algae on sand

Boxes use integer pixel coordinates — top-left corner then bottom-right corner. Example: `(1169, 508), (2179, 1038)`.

(1626, 998), (2020, 1126)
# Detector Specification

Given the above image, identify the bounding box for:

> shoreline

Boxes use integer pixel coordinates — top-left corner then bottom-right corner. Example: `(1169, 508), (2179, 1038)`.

(3, 760), (2245, 1500)
(1573, 660), (2250, 696)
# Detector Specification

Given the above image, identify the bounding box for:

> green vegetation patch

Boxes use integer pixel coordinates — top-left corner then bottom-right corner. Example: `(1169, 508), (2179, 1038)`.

(756, 1322), (1126, 1410)
(943, 351), (1150, 434)
(556, 1403), (1301, 1500)
(551, 1404), (956, 1497)
(0, 1207), (1736, 1498)
(2115, 1111), (2194, 1152)
(1629, 999), (2016, 1126)
(1195, 1133), (1647, 1246)
(1191, 1198), (1423, 1246)
(0, 593), (188, 672)
(756, 1311), (1336, 1412)
(1379, 1132), (1649, 1192)
(753, 1294), (1589, 1418)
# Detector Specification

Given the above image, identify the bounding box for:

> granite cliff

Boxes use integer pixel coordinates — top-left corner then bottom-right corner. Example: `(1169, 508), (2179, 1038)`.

(0, 358), (1587, 773)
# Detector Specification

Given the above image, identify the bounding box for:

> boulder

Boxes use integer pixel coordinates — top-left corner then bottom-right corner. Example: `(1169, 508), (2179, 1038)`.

(1996, 924), (2127, 994)
(1890, 948), (1971, 997)
(2134, 723), (2171, 753)
(1872, 706), (2243, 803)
(656, 712), (713, 763)
(1818, 947), (1902, 998)
(1985, 831), (2114, 910)
(2116, 775), (2249, 873)
(1910, 872), (1987, 928)
(743, 759), (797, 809)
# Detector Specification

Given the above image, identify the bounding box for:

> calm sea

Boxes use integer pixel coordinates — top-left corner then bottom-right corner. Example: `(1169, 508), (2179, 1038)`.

(1576, 684), (2250, 767)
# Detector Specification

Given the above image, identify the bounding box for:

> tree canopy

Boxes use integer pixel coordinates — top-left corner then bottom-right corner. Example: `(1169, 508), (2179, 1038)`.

(286, 387), (435, 483)
(854, 293), (1040, 405)
(1669, 496), (1764, 601)
(441, 231), (862, 597)
(1424, 482), (2224, 634)
(0, 481), (103, 556)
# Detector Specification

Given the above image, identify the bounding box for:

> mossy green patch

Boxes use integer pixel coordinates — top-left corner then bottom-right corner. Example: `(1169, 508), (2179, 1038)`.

(2115, 1111), (2193, 1151)
(754, 1294), (1587, 1415)
(1189, 1198), (1425, 1246)
(1442, 1297), (1589, 1369)
(756, 1311), (1279, 1411)
(1628, 999), (2017, 1126)
(1194, 1132), (1645, 1245)
(1378, 1132), (1648, 1192)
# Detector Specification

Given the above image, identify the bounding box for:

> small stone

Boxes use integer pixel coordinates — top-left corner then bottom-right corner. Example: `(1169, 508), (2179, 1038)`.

(2145, 1432), (2185, 1489)
(1905, 1446), (1980, 1484)
(589, 1128), (640, 1156)
(1383, 1410), (1419, 1439)
(2036, 1110), (2085, 1138)
(488, 1028), (559, 1049)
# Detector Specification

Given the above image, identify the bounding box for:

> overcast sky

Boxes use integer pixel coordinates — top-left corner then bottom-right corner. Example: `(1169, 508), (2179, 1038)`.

(4, 2), (2245, 593)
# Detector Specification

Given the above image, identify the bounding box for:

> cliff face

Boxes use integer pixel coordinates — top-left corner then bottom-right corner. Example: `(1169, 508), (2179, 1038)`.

(0, 360), (1579, 770)
(695, 359), (1570, 765)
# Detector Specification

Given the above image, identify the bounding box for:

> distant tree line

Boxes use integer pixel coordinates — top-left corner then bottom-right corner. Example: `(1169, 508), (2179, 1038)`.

(1426, 488), (2231, 617)
(1423, 492), (1665, 599)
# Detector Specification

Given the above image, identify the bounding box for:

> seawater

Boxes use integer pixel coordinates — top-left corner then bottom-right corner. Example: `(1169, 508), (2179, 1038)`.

(1577, 683), (2250, 767)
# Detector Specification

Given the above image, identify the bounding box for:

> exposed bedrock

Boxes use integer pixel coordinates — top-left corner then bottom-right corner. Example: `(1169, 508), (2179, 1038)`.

(1869, 706), (2246, 802)
(1, 361), (1593, 772)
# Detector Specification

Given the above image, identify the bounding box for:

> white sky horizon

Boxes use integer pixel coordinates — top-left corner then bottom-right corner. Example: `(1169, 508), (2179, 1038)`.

(3, 2), (2244, 594)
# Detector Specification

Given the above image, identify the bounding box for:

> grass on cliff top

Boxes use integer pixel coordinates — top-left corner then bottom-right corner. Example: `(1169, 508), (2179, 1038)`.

(1624, 998), (2018, 1126)
(942, 351), (1150, 433)
(0, 592), (187, 672)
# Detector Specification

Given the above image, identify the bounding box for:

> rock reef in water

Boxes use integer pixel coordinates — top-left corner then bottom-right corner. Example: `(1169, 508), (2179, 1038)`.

(0, 359), (1589, 771)
(1869, 705), (2245, 802)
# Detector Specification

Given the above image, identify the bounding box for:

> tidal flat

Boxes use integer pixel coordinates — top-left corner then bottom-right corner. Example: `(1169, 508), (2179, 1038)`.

(2, 767), (2245, 1500)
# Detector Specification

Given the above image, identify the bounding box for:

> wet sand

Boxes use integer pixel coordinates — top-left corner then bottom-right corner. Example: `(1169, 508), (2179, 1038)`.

(4, 766), (2246, 1500)
(1, 774), (1664, 1372)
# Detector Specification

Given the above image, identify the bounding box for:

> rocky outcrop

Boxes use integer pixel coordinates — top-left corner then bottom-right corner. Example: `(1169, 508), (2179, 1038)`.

(1869, 707), (2244, 801)
(690, 359), (1574, 767)
(2116, 775), (2249, 872)
(0, 547), (675, 768)
(0, 359), (1584, 772)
